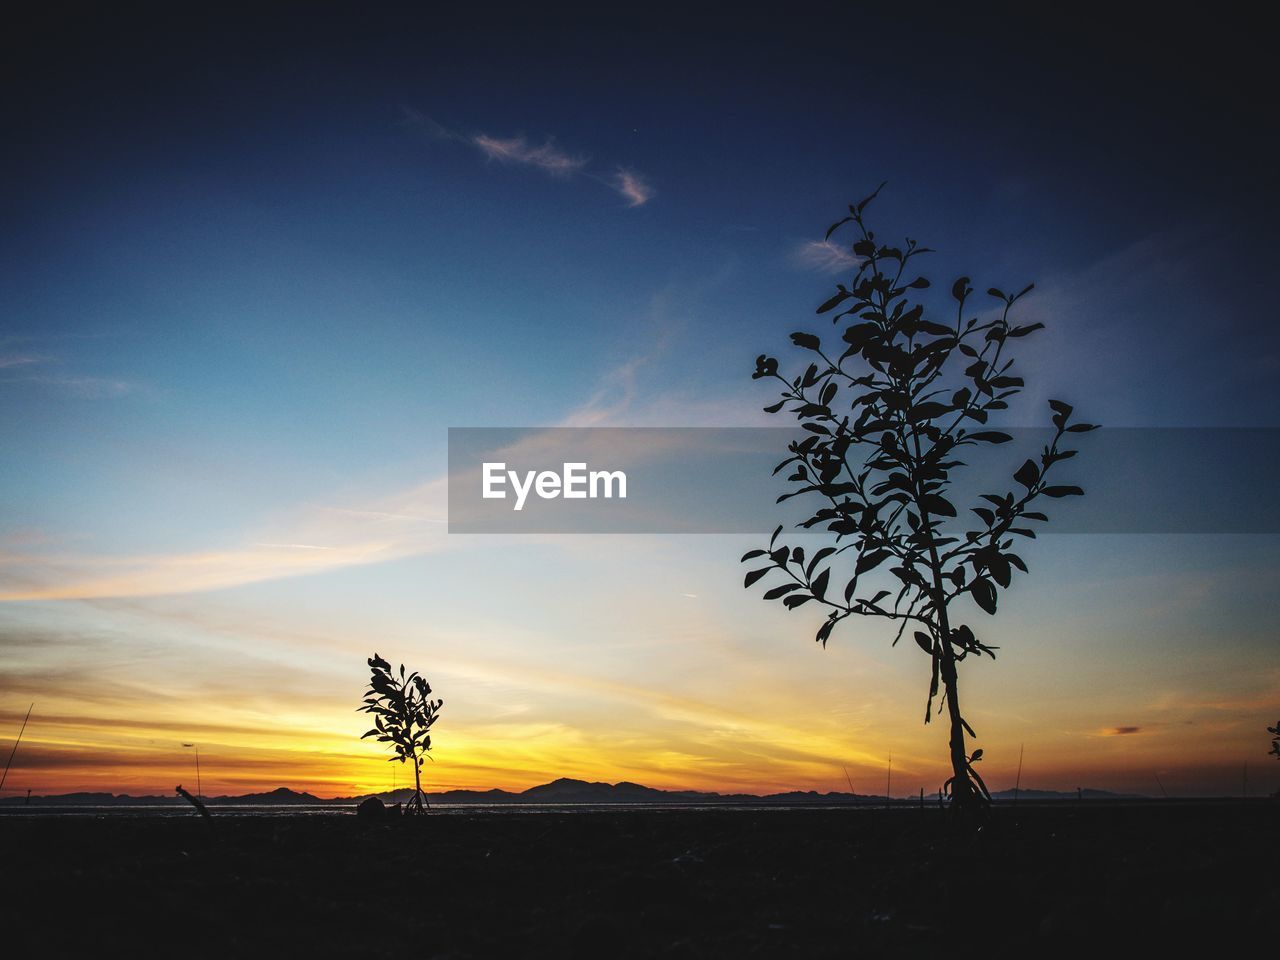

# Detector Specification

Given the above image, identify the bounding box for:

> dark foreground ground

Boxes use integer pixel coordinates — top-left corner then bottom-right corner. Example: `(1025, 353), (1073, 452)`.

(2, 801), (1275, 957)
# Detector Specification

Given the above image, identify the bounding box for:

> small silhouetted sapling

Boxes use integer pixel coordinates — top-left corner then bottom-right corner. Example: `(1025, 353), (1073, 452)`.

(744, 186), (1097, 815)
(359, 653), (443, 815)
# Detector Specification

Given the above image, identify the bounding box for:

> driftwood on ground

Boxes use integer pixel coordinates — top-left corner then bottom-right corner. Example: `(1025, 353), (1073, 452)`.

(175, 784), (212, 821)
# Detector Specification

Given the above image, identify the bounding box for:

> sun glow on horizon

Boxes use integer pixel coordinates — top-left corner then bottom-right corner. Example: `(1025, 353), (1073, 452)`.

(4, 539), (1277, 801)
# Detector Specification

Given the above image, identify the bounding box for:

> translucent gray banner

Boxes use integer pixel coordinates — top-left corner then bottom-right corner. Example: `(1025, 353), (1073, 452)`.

(447, 427), (1280, 534)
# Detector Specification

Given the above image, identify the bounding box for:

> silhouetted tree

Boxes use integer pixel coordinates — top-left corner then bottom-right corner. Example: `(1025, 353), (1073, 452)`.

(1269, 720), (1279, 761)
(359, 654), (443, 814)
(744, 186), (1097, 815)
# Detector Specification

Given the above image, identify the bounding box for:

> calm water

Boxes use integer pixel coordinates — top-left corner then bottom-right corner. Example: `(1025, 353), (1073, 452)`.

(0, 801), (913, 818)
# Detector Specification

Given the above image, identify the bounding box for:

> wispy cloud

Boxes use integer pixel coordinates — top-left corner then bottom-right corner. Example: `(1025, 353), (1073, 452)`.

(0, 344), (748, 602)
(0, 604), (915, 796)
(0, 354), (52, 369)
(789, 239), (861, 274)
(0, 476), (450, 602)
(1, 373), (142, 399)
(471, 134), (587, 177)
(251, 543), (338, 551)
(610, 168), (654, 207)
(1102, 725), (1142, 736)
(403, 108), (653, 207)
(0, 271), (753, 602)
(20, 376), (140, 399)
(1, 343), (143, 399)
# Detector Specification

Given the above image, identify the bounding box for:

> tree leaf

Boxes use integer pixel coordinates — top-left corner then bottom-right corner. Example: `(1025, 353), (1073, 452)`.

(763, 583), (802, 600)
(1041, 485), (1083, 498)
(1014, 459), (1039, 489)
(856, 549), (891, 574)
(923, 494), (956, 517)
(811, 567), (831, 601)
(970, 578), (997, 614)
(817, 289), (853, 314)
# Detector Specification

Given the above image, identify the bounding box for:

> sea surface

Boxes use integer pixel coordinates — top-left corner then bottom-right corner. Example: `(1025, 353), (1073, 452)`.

(0, 800), (917, 817)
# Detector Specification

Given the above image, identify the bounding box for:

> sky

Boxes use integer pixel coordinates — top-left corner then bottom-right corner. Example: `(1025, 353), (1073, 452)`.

(1, 5), (1277, 799)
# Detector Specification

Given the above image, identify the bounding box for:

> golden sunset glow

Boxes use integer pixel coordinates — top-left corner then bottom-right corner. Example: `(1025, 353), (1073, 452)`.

(5, 528), (1276, 799)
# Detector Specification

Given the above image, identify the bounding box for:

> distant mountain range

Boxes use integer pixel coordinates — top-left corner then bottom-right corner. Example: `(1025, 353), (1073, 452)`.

(990, 787), (1143, 801)
(0, 777), (1143, 806)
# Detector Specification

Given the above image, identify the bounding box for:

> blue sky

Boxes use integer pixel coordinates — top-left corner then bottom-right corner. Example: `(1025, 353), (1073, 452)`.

(1, 6), (1277, 797)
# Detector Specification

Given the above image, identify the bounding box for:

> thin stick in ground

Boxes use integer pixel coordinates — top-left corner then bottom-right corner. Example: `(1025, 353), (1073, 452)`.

(1014, 743), (1024, 806)
(1, 703), (34, 794)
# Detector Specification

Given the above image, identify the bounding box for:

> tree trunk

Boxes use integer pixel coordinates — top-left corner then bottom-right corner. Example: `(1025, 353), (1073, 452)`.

(924, 546), (978, 816)
(417, 762), (432, 808)
(938, 651), (973, 811)
(912, 443), (983, 818)
(412, 758), (430, 812)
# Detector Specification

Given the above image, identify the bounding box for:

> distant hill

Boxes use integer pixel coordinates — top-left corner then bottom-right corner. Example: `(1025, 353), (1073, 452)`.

(1, 778), (1149, 807)
(337, 778), (887, 806)
(0, 786), (327, 807)
(226, 786), (325, 804)
(989, 787), (1145, 801)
